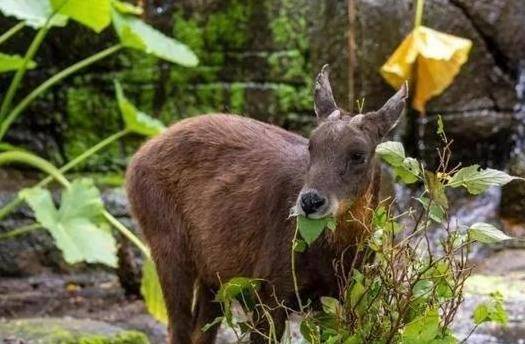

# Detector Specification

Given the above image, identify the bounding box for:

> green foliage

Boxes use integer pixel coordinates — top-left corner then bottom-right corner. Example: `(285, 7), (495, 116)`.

(215, 277), (260, 329)
(112, 0), (143, 16)
(213, 122), (514, 343)
(376, 141), (421, 184)
(0, 53), (36, 73)
(401, 308), (440, 344)
(0, 0), (67, 28)
(140, 259), (168, 324)
(468, 222), (512, 244)
(112, 9), (198, 66)
(51, 0), (111, 33)
(447, 165), (518, 194)
(473, 292), (508, 325)
(114, 81), (165, 137)
(20, 178), (117, 267)
(297, 215), (336, 245)
(0, 0), (199, 325)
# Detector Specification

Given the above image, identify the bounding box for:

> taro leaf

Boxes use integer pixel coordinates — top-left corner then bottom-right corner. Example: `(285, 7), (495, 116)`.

(0, 0), (68, 28)
(19, 178), (117, 267)
(425, 171), (448, 209)
(114, 81), (165, 137)
(468, 222), (512, 244)
(111, 9), (198, 67)
(401, 308), (440, 344)
(376, 141), (405, 167)
(297, 215), (334, 245)
(448, 165), (518, 195)
(141, 258), (168, 324)
(473, 292), (508, 325)
(112, 0), (143, 15)
(0, 53), (37, 73)
(51, 0), (111, 33)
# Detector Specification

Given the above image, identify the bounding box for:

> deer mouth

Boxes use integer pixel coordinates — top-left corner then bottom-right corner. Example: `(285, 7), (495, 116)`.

(294, 191), (338, 219)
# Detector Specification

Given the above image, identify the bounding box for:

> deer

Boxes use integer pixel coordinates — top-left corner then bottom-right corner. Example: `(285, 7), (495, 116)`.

(126, 65), (407, 344)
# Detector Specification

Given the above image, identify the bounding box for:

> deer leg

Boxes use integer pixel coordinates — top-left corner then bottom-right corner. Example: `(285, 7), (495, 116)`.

(151, 239), (195, 344)
(191, 281), (222, 344)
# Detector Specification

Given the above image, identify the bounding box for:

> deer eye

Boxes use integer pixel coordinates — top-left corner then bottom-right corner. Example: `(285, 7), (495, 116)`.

(349, 152), (366, 164)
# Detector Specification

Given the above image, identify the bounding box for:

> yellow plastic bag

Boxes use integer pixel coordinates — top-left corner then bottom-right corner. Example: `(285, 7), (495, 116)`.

(380, 26), (472, 113)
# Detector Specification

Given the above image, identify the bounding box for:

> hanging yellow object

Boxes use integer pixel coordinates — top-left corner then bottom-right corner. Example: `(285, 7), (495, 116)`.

(380, 26), (472, 113)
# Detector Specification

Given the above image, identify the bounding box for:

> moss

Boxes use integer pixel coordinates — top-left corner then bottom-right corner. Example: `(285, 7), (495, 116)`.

(74, 331), (149, 344)
(64, 86), (123, 171)
(204, 0), (251, 50)
(268, 0), (309, 51)
(0, 319), (150, 344)
(230, 82), (246, 113)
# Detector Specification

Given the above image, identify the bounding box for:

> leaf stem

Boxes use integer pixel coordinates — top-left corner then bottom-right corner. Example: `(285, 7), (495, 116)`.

(103, 210), (151, 258)
(414, 0), (425, 28)
(0, 129), (129, 220)
(0, 223), (42, 241)
(0, 151), (70, 186)
(0, 25), (49, 119)
(0, 44), (124, 140)
(291, 221), (304, 312)
(0, 22), (25, 46)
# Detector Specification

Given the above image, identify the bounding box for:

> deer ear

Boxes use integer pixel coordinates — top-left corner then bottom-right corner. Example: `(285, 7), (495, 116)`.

(314, 64), (340, 121)
(364, 83), (408, 139)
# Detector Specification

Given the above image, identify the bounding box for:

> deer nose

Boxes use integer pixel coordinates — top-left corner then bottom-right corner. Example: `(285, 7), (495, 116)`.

(300, 192), (326, 215)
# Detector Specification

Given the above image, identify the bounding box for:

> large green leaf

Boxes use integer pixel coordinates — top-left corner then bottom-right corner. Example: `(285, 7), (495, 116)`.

(51, 0), (111, 33)
(111, 9), (198, 66)
(468, 222), (511, 244)
(140, 259), (168, 324)
(19, 178), (117, 267)
(0, 0), (67, 28)
(0, 53), (36, 73)
(448, 165), (519, 195)
(112, 0), (143, 15)
(114, 81), (165, 137)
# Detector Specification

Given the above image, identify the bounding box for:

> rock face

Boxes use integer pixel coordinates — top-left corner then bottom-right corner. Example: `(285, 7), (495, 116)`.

(0, 318), (150, 344)
(354, 0), (523, 167)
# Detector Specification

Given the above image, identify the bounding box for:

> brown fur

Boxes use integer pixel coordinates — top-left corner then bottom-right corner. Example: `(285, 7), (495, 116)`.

(126, 67), (407, 344)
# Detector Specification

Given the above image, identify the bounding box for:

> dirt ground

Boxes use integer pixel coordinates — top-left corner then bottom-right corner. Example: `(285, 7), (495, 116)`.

(1, 248), (524, 344)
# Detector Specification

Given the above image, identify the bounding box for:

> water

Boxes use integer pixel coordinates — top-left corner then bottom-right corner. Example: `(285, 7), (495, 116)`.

(511, 60), (525, 158)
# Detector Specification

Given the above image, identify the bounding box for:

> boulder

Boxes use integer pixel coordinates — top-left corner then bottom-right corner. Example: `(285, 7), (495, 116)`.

(0, 317), (149, 344)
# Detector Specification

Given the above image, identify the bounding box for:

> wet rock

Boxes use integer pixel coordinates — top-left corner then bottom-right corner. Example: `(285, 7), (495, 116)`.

(452, 249), (525, 343)
(352, 0), (523, 168)
(0, 317), (150, 344)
